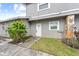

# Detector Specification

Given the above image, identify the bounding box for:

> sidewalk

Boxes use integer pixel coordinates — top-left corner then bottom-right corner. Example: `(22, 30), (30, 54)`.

(0, 37), (52, 56)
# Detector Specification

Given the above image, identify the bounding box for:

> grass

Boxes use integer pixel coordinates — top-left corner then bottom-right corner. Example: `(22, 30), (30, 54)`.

(31, 38), (79, 56)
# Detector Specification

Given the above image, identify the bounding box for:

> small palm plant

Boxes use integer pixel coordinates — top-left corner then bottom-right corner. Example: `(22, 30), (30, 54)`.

(7, 20), (27, 43)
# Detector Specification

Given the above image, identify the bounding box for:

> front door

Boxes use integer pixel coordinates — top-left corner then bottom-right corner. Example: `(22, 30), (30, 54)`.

(36, 23), (42, 37)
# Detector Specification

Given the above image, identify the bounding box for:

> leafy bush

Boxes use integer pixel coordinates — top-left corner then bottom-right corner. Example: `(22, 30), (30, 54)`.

(7, 20), (27, 43)
(62, 38), (79, 49)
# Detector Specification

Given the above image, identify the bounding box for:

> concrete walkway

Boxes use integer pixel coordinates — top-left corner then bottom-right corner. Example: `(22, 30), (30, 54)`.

(0, 37), (52, 56)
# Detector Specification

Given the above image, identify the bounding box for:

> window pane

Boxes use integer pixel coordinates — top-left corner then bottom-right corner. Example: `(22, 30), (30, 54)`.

(39, 3), (48, 10)
(51, 26), (57, 29)
(49, 21), (59, 30)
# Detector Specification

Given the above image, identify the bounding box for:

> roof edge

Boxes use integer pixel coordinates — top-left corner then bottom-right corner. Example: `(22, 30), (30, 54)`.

(0, 16), (29, 23)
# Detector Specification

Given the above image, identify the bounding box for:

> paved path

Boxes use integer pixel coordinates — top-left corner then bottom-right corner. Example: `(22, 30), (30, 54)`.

(0, 37), (52, 56)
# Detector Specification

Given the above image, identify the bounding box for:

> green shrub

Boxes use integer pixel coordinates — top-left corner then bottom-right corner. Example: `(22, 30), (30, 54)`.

(62, 38), (79, 49)
(7, 20), (27, 43)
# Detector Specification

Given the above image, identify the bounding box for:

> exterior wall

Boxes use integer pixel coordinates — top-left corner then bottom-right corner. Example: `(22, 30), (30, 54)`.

(26, 3), (79, 38)
(26, 3), (79, 20)
(0, 19), (29, 37)
(75, 14), (79, 30)
(29, 17), (65, 38)
(29, 14), (79, 38)
(0, 22), (9, 37)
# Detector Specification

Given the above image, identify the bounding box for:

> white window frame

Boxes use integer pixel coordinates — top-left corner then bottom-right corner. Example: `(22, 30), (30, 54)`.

(37, 3), (50, 11)
(49, 21), (59, 31)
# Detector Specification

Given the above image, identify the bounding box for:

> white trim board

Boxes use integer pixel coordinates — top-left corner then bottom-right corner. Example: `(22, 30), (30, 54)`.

(32, 8), (79, 19)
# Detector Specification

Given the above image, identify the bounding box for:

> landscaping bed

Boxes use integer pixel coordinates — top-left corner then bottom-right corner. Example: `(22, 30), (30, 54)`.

(31, 38), (79, 56)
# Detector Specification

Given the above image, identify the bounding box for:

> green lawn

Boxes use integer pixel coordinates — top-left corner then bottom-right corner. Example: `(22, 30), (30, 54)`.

(31, 38), (79, 56)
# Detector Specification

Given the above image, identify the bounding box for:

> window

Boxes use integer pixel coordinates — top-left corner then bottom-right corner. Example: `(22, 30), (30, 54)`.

(37, 3), (50, 11)
(49, 21), (59, 30)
